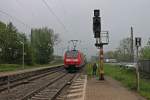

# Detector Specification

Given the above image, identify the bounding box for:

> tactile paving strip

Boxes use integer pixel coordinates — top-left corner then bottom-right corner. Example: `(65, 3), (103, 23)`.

(66, 75), (87, 100)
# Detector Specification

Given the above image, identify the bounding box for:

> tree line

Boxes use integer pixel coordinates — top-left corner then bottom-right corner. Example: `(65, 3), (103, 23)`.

(0, 21), (58, 65)
(105, 37), (150, 62)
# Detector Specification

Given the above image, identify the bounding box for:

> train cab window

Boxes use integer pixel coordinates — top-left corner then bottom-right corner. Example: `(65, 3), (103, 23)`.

(66, 50), (78, 58)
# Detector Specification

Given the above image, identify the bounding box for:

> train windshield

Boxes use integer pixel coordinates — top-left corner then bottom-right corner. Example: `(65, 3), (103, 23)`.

(66, 50), (78, 58)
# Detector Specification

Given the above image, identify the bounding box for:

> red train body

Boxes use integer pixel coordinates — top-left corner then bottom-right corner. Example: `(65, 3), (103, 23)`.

(64, 50), (85, 72)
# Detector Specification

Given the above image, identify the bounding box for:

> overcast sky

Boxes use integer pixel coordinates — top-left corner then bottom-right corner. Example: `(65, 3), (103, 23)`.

(0, 0), (150, 58)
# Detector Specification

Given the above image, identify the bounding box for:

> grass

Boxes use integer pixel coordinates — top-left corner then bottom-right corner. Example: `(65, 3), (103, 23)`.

(104, 64), (137, 89)
(0, 64), (22, 72)
(86, 63), (150, 99)
(104, 64), (150, 100)
(0, 60), (63, 72)
(86, 63), (99, 78)
(86, 63), (93, 76)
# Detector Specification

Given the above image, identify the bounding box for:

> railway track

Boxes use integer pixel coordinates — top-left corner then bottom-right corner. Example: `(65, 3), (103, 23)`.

(55, 67), (86, 100)
(0, 65), (83, 100)
(22, 73), (76, 100)
(0, 65), (68, 100)
(0, 66), (63, 93)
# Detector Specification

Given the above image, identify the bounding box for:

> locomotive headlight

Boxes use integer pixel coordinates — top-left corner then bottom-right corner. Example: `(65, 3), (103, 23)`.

(66, 59), (71, 62)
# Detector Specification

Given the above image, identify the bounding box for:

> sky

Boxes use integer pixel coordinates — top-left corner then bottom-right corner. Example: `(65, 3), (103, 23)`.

(0, 0), (150, 58)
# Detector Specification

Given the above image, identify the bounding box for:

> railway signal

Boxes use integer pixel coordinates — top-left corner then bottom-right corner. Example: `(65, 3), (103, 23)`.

(93, 9), (101, 38)
(135, 37), (141, 91)
(92, 9), (109, 80)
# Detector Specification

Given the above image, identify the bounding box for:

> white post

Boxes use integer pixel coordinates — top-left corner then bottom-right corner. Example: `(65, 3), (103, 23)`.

(135, 37), (141, 91)
(7, 76), (10, 93)
(23, 42), (24, 69)
(136, 46), (140, 91)
(20, 41), (24, 70)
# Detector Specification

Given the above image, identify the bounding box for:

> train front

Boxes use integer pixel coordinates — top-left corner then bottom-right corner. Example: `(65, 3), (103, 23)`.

(64, 50), (82, 72)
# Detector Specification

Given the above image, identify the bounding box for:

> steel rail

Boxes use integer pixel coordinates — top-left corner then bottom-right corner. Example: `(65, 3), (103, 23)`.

(0, 66), (63, 92)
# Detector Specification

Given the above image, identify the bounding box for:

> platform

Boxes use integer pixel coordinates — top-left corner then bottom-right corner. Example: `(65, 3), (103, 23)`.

(0, 64), (63, 77)
(85, 76), (145, 100)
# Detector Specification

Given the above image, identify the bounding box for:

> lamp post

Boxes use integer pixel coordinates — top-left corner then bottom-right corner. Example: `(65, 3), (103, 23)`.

(93, 9), (109, 80)
(20, 41), (24, 69)
(0, 48), (1, 57)
(0, 48), (2, 52)
(20, 41), (29, 83)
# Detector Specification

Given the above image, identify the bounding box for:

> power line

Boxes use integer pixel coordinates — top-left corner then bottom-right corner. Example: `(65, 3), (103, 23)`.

(0, 9), (31, 29)
(42, 0), (68, 32)
(57, 0), (67, 14)
(15, 0), (36, 18)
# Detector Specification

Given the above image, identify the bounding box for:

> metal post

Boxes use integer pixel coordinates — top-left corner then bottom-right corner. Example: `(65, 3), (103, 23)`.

(7, 76), (10, 93)
(20, 41), (25, 69)
(23, 43), (24, 69)
(131, 27), (134, 62)
(99, 45), (104, 80)
(136, 46), (140, 91)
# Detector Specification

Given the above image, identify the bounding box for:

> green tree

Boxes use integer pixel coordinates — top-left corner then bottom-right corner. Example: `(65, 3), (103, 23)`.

(140, 38), (150, 59)
(0, 22), (20, 63)
(31, 27), (58, 64)
(114, 38), (131, 62)
(18, 33), (34, 65)
(0, 21), (7, 63)
(0, 21), (33, 65)
(147, 38), (150, 46)
(105, 51), (115, 59)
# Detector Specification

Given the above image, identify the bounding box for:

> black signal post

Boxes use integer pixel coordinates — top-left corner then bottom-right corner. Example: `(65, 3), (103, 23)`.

(93, 9), (101, 38)
(93, 9), (109, 80)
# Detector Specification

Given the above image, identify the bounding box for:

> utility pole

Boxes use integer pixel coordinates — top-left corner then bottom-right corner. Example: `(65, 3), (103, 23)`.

(130, 27), (134, 62)
(92, 9), (109, 80)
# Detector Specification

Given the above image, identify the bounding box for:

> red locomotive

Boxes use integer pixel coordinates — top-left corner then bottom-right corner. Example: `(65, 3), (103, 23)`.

(64, 50), (85, 72)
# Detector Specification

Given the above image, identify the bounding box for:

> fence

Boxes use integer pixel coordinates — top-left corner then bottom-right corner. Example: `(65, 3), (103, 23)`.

(139, 59), (150, 79)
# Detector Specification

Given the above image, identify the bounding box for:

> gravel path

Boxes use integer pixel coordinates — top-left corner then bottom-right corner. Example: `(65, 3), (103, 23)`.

(86, 76), (146, 100)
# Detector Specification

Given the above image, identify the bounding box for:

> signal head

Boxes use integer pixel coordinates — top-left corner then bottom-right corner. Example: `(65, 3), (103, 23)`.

(94, 9), (100, 17)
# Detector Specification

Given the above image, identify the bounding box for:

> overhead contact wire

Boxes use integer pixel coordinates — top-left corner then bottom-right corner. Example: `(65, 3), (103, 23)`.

(0, 9), (31, 29)
(42, 0), (68, 32)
